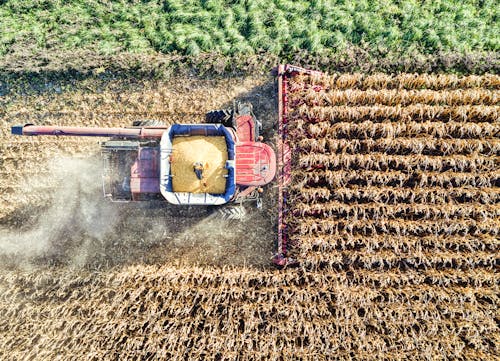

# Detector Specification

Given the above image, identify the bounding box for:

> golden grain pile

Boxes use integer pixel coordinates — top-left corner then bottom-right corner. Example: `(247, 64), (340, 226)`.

(171, 136), (228, 193)
(0, 73), (498, 360)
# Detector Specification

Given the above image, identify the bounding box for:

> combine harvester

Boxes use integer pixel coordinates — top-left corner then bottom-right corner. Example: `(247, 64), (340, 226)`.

(12, 103), (273, 208)
(11, 65), (317, 267)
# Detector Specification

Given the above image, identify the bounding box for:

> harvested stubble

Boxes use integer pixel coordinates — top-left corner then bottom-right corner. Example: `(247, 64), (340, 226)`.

(171, 136), (228, 194)
(0, 265), (498, 360)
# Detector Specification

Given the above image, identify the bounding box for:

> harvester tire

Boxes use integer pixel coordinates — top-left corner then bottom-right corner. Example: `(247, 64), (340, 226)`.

(210, 206), (246, 221)
(205, 109), (233, 127)
(132, 119), (164, 127)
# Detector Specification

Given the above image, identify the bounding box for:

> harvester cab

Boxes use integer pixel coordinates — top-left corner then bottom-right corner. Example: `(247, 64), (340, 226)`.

(11, 102), (276, 211)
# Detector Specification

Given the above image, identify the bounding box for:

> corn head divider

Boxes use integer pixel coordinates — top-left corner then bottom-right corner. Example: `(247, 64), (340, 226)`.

(273, 64), (323, 268)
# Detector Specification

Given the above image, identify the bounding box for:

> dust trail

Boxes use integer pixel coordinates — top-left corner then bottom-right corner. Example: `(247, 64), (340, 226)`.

(0, 156), (118, 267)
(0, 156), (275, 270)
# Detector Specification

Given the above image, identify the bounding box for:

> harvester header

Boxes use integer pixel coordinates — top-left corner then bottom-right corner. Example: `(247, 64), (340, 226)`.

(273, 64), (323, 267)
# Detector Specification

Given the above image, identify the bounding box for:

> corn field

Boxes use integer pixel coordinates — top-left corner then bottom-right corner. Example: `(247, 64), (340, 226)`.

(0, 264), (498, 360)
(0, 72), (499, 360)
(285, 73), (499, 273)
(279, 71), (499, 358)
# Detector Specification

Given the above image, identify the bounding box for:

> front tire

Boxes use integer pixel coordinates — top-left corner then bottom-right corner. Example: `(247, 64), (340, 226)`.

(205, 109), (233, 127)
(209, 205), (247, 221)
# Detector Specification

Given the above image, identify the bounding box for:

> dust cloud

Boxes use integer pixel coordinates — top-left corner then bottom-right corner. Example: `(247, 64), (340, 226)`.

(0, 157), (118, 268)
(0, 156), (275, 270)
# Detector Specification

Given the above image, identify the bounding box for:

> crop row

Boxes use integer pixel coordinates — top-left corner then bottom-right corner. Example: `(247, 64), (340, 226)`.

(293, 88), (499, 106)
(292, 104), (499, 123)
(291, 169), (500, 188)
(295, 120), (499, 139)
(295, 185), (500, 205)
(293, 201), (498, 222)
(300, 73), (500, 90)
(2, 266), (498, 307)
(296, 234), (499, 255)
(295, 218), (498, 237)
(297, 248), (497, 271)
(297, 153), (497, 173)
(297, 137), (500, 156)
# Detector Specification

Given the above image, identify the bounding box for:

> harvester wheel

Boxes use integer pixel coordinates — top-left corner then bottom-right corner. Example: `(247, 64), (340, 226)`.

(210, 205), (246, 221)
(205, 109), (233, 127)
(132, 119), (164, 127)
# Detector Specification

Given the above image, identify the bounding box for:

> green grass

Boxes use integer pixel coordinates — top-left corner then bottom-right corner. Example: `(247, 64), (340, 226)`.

(0, 0), (498, 74)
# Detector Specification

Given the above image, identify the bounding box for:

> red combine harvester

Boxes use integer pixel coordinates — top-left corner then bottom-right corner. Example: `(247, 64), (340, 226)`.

(12, 103), (274, 209)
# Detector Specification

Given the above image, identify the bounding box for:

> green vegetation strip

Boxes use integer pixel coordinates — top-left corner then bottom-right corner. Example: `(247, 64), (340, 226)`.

(0, 0), (498, 75)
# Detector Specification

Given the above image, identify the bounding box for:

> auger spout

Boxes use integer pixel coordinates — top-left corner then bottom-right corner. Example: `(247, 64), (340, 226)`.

(11, 124), (166, 138)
